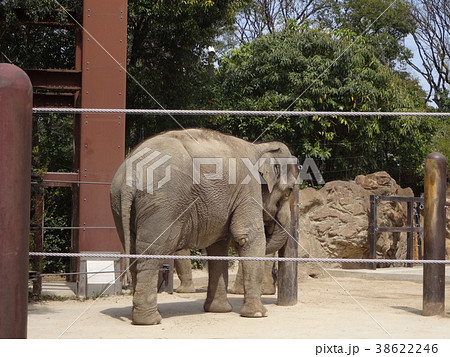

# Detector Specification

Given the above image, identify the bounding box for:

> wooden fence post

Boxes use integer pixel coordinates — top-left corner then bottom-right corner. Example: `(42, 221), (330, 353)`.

(423, 152), (447, 316)
(277, 184), (299, 306)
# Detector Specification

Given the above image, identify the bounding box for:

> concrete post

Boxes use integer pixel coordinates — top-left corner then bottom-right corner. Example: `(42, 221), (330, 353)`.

(423, 152), (447, 316)
(0, 64), (33, 338)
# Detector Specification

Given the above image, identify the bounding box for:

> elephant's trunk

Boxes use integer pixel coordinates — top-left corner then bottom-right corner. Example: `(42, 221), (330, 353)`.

(265, 222), (291, 254)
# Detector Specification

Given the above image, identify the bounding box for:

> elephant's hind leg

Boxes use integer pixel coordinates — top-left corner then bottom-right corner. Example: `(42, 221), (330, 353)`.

(131, 258), (163, 325)
(204, 240), (232, 313)
(131, 216), (182, 325)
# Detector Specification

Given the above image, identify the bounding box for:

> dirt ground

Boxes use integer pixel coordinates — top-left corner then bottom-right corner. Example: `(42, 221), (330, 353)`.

(27, 267), (450, 339)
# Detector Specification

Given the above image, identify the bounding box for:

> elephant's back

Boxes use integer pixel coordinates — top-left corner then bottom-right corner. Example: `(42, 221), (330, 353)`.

(134, 128), (253, 158)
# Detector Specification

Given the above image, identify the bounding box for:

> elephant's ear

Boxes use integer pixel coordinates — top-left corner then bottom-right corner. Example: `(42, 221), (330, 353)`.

(259, 156), (280, 193)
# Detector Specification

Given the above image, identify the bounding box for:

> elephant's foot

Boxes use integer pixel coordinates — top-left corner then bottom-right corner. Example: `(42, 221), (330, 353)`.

(132, 306), (162, 325)
(204, 298), (232, 313)
(240, 299), (268, 318)
(176, 281), (196, 293)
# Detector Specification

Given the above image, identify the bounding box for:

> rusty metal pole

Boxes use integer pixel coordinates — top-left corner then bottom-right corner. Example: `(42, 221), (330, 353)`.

(406, 200), (414, 267)
(277, 184), (299, 306)
(368, 195), (378, 270)
(0, 64), (33, 338)
(423, 152), (447, 316)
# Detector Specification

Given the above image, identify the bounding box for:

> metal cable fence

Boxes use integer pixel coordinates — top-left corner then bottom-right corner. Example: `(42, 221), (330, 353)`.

(32, 108), (450, 116)
(29, 251), (450, 266)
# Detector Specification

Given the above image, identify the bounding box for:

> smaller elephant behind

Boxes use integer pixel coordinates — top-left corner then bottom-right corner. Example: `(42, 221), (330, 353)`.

(175, 252), (277, 295)
(174, 249), (196, 293)
(230, 259), (277, 295)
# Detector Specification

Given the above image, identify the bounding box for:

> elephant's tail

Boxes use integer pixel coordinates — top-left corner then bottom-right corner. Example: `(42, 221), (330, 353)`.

(120, 185), (135, 287)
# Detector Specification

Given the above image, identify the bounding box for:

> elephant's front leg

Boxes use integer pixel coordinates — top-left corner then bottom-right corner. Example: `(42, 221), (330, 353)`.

(204, 239), (232, 313)
(132, 258), (163, 325)
(239, 259), (268, 317)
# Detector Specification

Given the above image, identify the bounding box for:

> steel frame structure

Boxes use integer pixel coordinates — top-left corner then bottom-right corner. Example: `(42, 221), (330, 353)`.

(25, 1), (127, 286)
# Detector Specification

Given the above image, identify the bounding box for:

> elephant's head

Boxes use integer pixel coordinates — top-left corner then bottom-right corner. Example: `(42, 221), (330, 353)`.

(256, 142), (299, 254)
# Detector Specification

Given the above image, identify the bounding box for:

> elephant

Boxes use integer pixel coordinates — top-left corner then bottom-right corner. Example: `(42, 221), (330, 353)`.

(110, 128), (298, 325)
(174, 249), (196, 293)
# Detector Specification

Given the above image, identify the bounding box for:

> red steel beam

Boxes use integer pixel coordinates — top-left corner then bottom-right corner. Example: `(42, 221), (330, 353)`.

(25, 69), (81, 91)
(76, 0), (127, 253)
(26, 69), (81, 108)
(32, 92), (77, 108)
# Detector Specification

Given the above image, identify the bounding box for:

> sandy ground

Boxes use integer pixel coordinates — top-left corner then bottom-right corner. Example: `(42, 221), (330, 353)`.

(27, 268), (450, 339)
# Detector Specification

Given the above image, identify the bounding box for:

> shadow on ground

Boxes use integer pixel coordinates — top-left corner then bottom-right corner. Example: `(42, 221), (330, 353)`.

(390, 305), (423, 316)
(100, 295), (278, 323)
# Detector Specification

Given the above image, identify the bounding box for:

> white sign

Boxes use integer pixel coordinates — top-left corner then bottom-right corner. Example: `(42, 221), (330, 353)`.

(86, 260), (115, 285)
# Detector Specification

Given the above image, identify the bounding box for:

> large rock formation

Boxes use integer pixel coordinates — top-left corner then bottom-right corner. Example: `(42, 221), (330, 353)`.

(298, 171), (417, 271)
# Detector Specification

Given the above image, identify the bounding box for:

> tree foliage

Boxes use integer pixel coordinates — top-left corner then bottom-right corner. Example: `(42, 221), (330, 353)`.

(408, 0), (450, 108)
(126, 0), (240, 147)
(326, 0), (415, 66)
(227, 0), (332, 45)
(212, 27), (436, 187)
(223, 0), (415, 68)
(0, 0), (81, 67)
(431, 90), (450, 163)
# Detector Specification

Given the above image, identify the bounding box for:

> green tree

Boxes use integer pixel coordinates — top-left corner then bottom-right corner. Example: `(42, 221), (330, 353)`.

(0, 0), (81, 68)
(408, 0), (450, 108)
(432, 119), (450, 165)
(126, 0), (241, 147)
(212, 27), (436, 188)
(325, 0), (415, 67)
(221, 0), (415, 69)
(227, 0), (333, 47)
(431, 90), (450, 162)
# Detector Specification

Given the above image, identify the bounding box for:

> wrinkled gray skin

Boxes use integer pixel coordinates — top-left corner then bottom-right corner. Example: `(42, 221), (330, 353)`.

(110, 128), (297, 325)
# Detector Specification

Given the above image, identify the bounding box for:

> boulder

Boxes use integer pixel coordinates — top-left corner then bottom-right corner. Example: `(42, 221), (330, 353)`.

(354, 171), (413, 197)
(298, 171), (417, 270)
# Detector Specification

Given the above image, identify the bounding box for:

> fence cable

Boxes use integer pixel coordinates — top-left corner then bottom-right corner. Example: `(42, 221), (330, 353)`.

(32, 108), (450, 117)
(29, 252), (450, 265)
